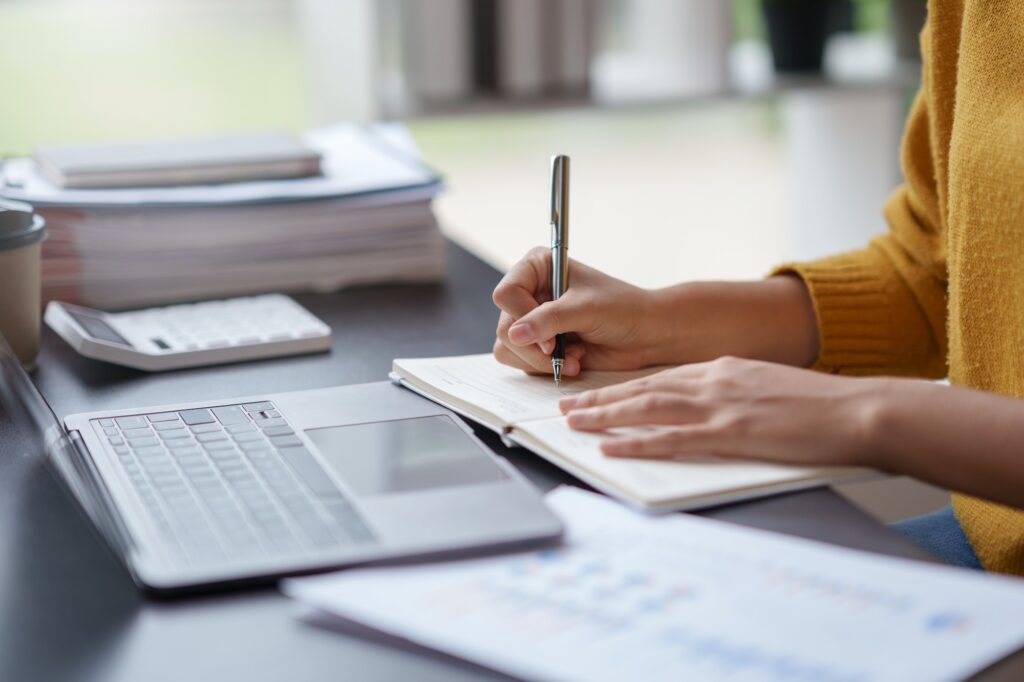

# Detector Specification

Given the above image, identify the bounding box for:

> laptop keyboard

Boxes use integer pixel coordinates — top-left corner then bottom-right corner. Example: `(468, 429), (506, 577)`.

(93, 402), (375, 566)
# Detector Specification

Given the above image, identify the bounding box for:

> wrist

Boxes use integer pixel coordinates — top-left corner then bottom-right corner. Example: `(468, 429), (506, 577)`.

(644, 279), (821, 367)
(849, 378), (903, 470)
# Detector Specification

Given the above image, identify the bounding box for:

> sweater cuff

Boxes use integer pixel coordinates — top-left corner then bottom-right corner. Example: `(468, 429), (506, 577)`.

(770, 249), (900, 375)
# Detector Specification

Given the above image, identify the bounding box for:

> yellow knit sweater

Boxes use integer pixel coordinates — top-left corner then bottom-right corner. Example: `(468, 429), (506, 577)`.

(779, 1), (1024, 574)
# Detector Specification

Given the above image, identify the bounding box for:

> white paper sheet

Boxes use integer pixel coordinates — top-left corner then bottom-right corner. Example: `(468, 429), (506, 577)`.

(284, 487), (1024, 682)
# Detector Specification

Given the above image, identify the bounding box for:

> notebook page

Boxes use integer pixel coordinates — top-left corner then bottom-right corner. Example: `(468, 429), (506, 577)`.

(285, 487), (1024, 682)
(514, 416), (836, 508)
(393, 354), (660, 425)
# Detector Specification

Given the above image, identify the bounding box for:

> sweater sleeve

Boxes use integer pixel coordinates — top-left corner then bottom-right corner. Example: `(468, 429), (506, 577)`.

(772, 82), (949, 378)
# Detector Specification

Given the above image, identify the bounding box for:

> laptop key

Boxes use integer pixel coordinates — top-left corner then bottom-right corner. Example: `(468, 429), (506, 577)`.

(256, 418), (287, 429)
(231, 431), (263, 443)
(158, 429), (191, 440)
(128, 436), (160, 448)
(269, 435), (303, 448)
(190, 422), (222, 434)
(243, 401), (274, 412)
(203, 441), (236, 452)
(179, 408), (215, 425)
(262, 426), (294, 437)
(153, 420), (185, 431)
(212, 406), (248, 425)
(115, 416), (147, 430)
(225, 423), (256, 434)
(196, 432), (228, 443)
(147, 412), (180, 423)
(123, 427), (153, 438)
(278, 446), (338, 496)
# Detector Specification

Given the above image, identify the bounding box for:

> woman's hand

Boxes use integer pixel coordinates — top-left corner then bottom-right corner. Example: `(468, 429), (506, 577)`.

(560, 356), (882, 467)
(492, 247), (665, 377)
(492, 248), (821, 379)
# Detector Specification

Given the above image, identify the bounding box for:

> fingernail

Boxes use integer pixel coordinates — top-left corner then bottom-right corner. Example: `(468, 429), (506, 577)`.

(600, 438), (627, 457)
(559, 396), (578, 412)
(539, 339), (554, 354)
(508, 322), (534, 345)
(567, 408), (596, 428)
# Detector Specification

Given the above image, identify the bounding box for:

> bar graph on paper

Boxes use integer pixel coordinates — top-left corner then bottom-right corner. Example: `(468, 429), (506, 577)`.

(286, 488), (1024, 682)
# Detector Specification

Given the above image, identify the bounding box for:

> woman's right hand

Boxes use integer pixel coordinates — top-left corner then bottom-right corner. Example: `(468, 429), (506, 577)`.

(491, 247), (820, 379)
(492, 248), (663, 378)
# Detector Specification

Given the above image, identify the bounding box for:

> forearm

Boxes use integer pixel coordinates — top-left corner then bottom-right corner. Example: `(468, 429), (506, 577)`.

(649, 276), (819, 367)
(865, 380), (1024, 510)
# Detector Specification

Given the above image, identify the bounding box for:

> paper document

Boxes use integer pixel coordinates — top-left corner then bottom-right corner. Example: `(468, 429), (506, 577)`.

(285, 487), (1024, 682)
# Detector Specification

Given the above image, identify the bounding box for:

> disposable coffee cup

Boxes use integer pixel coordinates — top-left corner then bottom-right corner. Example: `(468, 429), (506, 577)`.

(0, 200), (46, 368)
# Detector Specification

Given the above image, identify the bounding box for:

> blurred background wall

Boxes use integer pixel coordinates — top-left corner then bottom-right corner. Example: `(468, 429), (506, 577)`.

(0, 0), (944, 522)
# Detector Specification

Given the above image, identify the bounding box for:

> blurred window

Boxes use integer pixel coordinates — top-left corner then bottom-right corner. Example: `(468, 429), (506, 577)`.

(0, 0), (306, 156)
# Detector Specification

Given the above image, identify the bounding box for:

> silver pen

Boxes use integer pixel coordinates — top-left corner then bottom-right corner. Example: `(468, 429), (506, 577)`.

(549, 154), (570, 386)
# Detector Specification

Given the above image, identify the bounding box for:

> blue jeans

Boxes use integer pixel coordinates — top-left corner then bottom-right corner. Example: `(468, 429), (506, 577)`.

(890, 505), (982, 570)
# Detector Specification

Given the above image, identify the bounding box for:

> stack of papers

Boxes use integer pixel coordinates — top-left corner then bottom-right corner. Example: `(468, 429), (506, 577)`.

(1, 124), (445, 308)
(285, 487), (1024, 682)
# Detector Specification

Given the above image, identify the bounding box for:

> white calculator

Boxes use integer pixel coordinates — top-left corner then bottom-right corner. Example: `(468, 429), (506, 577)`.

(45, 294), (331, 371)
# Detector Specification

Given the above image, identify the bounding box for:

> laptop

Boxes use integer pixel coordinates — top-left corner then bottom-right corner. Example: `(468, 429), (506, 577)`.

(0, 339), (563, 594)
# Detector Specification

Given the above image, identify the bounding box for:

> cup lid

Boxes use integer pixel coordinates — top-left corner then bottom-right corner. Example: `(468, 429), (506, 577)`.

(0, 199), (46, 251)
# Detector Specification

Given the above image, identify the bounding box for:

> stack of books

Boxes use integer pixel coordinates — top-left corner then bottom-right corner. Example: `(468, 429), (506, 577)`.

(0, 125), (445, 309)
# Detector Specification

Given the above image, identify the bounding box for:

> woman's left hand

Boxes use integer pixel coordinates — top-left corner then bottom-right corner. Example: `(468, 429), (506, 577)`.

(559, 356), (883, 467)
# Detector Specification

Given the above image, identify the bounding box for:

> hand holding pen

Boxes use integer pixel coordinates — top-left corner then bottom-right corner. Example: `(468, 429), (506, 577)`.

(492, 158), (661, 379)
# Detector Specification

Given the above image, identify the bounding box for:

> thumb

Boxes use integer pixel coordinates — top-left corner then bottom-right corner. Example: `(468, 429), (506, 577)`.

(507, 296), (588, 347)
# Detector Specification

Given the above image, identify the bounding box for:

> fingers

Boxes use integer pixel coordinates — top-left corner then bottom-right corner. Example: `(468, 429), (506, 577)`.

(559, 378), (651, 413)
(507, 292), (593, 349)
(600, 426), (721, 459)
(497, 311), (556, 370)
(565, 393), (704, 431)
(492, 247), (550, 319)
(492, 338), (582, 377)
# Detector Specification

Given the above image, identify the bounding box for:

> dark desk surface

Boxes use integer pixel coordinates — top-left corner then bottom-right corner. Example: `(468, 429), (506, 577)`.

(2, 241), (1020, 681)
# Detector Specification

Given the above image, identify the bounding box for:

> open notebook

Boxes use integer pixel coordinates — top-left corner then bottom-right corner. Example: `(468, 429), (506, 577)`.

(391, 353), (869, 512)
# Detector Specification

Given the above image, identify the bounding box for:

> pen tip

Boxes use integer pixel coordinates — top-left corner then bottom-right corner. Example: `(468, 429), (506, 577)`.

(553, 365), (562, 387)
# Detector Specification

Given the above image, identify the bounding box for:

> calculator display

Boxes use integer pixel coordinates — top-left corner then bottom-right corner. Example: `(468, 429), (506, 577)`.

(68, 310), (132, 347)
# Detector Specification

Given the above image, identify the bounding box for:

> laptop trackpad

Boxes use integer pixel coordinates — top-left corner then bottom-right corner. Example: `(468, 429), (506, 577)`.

(304, 415), (506, 496)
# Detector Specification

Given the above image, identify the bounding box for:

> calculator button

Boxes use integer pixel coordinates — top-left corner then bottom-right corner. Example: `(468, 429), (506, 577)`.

(99, 419), (115, 428)
(179, 409), (215, 425)
(103, 426), (119, 437)
(148, 412), (180, 423)
(116, 416), (147, 430)
(190, 423), (222, 434)
(243, 402), (275, 412)
(256, 418), (287, 429)
(152, 420), (185, 431)
(226, 423), (256, 434)
(262, 426), (294, 437)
